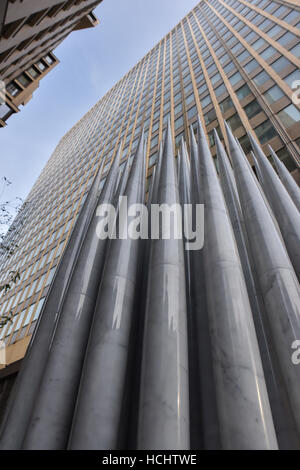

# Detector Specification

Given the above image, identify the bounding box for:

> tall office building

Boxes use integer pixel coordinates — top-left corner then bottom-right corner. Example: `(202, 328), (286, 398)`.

(0, 0), (102, 126)
(0, 0), (299, 448)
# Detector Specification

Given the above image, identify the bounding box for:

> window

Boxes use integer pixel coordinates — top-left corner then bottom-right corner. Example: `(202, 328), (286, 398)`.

(26, 66), (39, 79)
(201, 94), (211, 108)
(174, 102), (182, 115)
(260, 46), (277, 60)
(238, 134), (252, 154)
(254, 120), (277, 144)
(263, 85), (284, 104)
(187, 105), (197, 121)
(277, 104), (300, 127)
(0, 103), (12, 120)
(244, 59), (259, 74)
(244, 100), (262, 119)
(270, 56), (292, 73)
(276, 147), (297, 171)
(227, 113), (243, 131)
(148, 153), (158, 168)
(244, 31), (257, 43)
(204, 108), (217, 125)
(251, 38), (266, 50)
(36, 61), (46, 71)
(6, 81), (21, 97)
(45, 54), (55, 65)
(211, 73), (221, 85)
(223, 61), (236, 74)
(208, 126), (222, 147)
(237, 50), (251, 62)
(258, 18), (272, 31)
(273, 5), (290, 18)
(283, 70), (300, 88)
(17, 73), (31, 87)
(236, 84), (251, 99)
(253, 71), (271, 86)
(198, 83), (207, 95)
(32, 298), (45, 321)
(229, 72), (242, 86)
(175, 116), (184, 130)
(215, 83), (227, 97)
(277, 32), (297, 47)
(290, 43), (300, 59)
(283, 11), (300, 24)
(185, 93), (195, 106)
(219, 96), (234, 113)
(266, 24), (283, 38)
(151, 134), (159, 148)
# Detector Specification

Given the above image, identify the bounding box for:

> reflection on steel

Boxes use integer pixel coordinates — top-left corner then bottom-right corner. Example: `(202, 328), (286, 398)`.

(22, 147), (122, 450)
(199, 121), (277, 450)
(1, 115), (300, 450)
(216, 133), (299, 449)
(69, 132), (146, 449)
(225, 122), (300, 444)
(248, 133), (300, 279)
(137, 120), (189, 450)
(0, 157), (106, 450)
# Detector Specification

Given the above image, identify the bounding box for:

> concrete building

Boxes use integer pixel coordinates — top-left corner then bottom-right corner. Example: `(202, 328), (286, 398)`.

(0, 0), (102, 126)
(0, 0), (299, 449)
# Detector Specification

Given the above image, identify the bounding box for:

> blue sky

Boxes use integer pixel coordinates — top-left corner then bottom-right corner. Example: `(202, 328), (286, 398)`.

(1, 0), (198, 205)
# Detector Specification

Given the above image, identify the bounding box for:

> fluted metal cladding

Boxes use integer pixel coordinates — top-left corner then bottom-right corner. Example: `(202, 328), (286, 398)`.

(248, 133), (300, 280)
(0, 157), (106, 450)
(1, 115), (300, 450)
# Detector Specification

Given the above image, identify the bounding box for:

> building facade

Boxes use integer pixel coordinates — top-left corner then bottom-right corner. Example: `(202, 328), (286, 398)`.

(0, 0), (300, 447)
(0, 0), (102, 126)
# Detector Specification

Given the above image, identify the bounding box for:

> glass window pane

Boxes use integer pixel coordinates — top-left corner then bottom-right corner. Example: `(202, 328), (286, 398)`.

(244, 59), (259, 73)
(283, 11), (300, 24)
(0, 103), (12, 119)
(219, 96), (234, 113)
(266, 24), (284, 38)
(244, 100), (262, 119)
(237, 50), (251, 62)
(215, 83), (227, 97)
(27, 66), (39, 79)
(270, 56), (292, 73)
(17, 73), (31, 87)
(263, 85), (284, 104)
(254, 119), (277, 144)
(260, 46), (277, 60)
(277, 104), (300, 127)
(238, 134), (252, 154)
(227, 113), (243, 131)
(252, 38), (266, 50)
(290, 43), (300, 58)
(229, 71), (242, 85)
(283, 70), (300, 88)
(253, 71), (271, 86)
(236, 84), (251, 99)
(277, 31), (297, 47)
(201, 94), (212, 108)
(223, 61), (236, 74)
(187, 105), (197, 120)
(6, 81), (21, 97)
(204, 108), (217, 125)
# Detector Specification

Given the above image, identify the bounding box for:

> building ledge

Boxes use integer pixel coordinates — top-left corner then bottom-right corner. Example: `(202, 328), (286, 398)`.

(73, 11), (99, 31)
